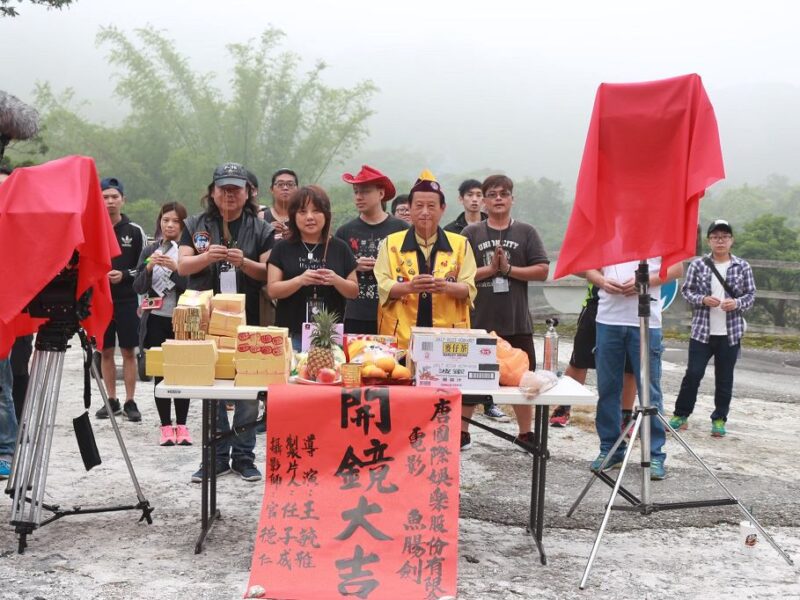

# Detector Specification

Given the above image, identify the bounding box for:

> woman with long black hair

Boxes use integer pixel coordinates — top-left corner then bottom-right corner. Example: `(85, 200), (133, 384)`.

(134, 202), (190, 446)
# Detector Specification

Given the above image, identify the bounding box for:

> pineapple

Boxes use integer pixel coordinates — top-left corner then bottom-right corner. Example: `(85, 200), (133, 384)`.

(306, 308), (339, 380)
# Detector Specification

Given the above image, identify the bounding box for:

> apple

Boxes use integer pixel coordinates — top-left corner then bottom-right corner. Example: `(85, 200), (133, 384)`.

(298, 365), (309, 380)
(316, 368), (337, 384)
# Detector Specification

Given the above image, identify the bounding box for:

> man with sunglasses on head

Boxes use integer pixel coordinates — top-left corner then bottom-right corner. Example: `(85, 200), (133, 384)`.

(669, 220), (755, 438)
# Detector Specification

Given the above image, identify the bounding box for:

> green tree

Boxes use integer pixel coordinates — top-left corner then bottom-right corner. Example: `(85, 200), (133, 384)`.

(0, 0), (73, 17)
(31, 26), (377, 215)
(735, 214), (800, 328)
(511, 177), (570, 252)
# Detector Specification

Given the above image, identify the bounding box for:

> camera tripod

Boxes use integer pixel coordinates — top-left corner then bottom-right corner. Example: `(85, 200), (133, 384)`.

(568, 260), (793, 589)
(5, 267), (153, 553)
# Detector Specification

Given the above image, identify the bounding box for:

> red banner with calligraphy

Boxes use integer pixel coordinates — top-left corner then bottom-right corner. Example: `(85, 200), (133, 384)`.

(247, 385), (462, 600)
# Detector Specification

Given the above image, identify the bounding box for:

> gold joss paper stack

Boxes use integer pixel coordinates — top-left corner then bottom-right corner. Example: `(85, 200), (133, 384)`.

(160, 339), (218, 386)
(145, 291), (293, 386)
(234, 326), (291, 387)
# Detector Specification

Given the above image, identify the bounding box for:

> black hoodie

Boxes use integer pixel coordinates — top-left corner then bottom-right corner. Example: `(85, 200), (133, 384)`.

(111, 214), (147, 302)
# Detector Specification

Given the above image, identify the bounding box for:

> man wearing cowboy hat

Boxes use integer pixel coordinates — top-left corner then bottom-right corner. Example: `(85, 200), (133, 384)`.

(374, 169), (477, 349)
(335, 165), (408, 334)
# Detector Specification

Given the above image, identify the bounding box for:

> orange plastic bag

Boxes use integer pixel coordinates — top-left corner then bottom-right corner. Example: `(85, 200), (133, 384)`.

(492, 332), (530, 386)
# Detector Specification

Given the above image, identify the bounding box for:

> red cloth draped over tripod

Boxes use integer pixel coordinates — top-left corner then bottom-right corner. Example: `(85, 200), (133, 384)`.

(554, 73), (725, 280)
(0, 155), (120, 358)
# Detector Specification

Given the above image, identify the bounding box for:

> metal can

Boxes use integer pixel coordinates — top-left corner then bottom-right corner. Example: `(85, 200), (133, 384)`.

(341, 363), (362, 387)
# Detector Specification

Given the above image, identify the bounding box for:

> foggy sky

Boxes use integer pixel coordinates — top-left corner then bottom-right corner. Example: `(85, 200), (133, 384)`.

(2, 0), (799, 187)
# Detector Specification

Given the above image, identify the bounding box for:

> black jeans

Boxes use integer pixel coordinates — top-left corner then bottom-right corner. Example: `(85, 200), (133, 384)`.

(674, 336), (740, 422)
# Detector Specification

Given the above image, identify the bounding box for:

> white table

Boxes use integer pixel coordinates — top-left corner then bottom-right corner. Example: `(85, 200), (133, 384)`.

(156, 378), (597, 559)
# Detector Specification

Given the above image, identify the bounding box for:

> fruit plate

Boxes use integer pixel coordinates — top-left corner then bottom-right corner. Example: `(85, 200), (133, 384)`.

(290, 375), (343, 386)
(359, 377), (414, 386)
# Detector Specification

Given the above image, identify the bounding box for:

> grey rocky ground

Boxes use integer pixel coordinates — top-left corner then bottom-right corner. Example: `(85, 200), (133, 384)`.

(1, 339), (798, 599)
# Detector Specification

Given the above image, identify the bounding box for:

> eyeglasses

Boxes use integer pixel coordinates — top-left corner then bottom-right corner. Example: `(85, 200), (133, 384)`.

(485, 191), (512, 200)
(273, 181), (297, 190)
(394, 206), (410, 214)
(709, 235), (732, 242)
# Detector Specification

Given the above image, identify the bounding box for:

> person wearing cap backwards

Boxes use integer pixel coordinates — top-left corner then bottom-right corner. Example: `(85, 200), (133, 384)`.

(336, 165), (409, 334)
(179, 162), (273, 483)
(374, 170), (477, 349)
(669, 220), (756, 438)
(95, 177), (147, 423)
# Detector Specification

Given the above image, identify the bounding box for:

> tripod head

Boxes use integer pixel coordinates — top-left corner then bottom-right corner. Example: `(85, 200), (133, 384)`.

(635, 260), (652, 319)
(25, 251), (93, 353)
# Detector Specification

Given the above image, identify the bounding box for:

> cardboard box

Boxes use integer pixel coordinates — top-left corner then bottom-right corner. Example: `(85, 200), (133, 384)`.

(208, 310), (247, 337)
(205, 334), (220, 347)
(412, 361), (500, 390)
(211, 293), (246, 314)
(161, 340), (218, 365)
(145, 347), (163, 377)
(215, 363), (236, 380)
(409, 327), (497, 364)
(163, 363), (215, 386)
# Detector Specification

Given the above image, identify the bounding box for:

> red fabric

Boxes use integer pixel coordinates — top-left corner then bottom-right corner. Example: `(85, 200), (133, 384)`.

(555, 74), (724, 280)
(0, 156), (120, 357)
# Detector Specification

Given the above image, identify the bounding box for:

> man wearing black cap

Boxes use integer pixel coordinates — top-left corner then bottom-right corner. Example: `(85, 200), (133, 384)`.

(180, 162), (273, 482)
(96, 177), (147, 422)
(374, 169), (477, 349)
(669, 219), (756, 438)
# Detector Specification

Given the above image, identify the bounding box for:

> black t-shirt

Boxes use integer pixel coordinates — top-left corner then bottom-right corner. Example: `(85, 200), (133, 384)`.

(334, 215), (409, 321)
(463, 220), (549, 336)
(268, 237), (358, 334)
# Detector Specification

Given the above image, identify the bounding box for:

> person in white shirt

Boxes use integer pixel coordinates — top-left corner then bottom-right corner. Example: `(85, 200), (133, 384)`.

(586, 258), (683, 480)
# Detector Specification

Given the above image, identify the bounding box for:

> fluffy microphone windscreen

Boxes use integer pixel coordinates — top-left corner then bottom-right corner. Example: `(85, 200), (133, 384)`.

(0, 91), (40, 141)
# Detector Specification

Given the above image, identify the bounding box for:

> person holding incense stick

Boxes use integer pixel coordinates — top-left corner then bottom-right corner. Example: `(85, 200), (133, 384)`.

(179, 162), (273, 483)
(374, 169), (477, 349)
(267, 185), (358, 351)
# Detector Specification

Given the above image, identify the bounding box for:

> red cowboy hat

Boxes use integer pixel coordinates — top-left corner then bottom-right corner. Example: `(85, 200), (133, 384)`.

(341, 165), (396, 200)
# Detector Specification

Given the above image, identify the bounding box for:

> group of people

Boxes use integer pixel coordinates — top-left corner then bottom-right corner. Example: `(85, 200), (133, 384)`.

(0, 160), (755, 486)
(549, 219), (755, 479)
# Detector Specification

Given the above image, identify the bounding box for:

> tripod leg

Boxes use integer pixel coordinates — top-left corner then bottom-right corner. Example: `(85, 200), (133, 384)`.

(89, 359), (149, 506)
(579, 413), (643, 589)
(567, 419), (633, 517)
(31, 353), (64, 526)
(658, 413), (794, 566)
(7, 350), (62, 545)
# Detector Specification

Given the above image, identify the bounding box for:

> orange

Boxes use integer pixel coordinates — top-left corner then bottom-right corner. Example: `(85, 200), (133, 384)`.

(375, 356), (396, 373)
(363, 365), (387, 378)
(391, 364), (411, 379)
